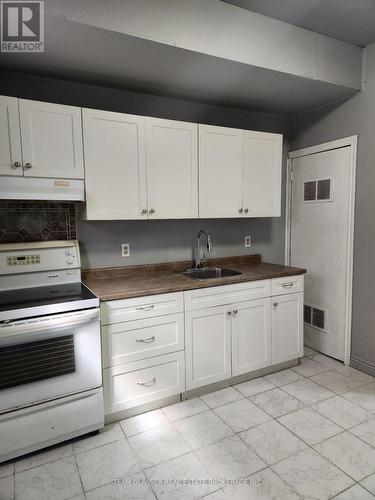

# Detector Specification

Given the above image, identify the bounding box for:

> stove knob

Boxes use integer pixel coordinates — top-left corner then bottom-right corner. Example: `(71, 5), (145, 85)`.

(65, 249), (73, 256)
(66, 257), (74, 265)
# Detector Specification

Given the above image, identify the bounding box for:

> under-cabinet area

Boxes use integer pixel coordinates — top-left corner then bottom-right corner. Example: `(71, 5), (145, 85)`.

(100, 275), (304, 417)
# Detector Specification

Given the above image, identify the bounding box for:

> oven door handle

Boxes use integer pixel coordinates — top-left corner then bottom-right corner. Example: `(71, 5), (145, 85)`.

(0, 308), (99, 339)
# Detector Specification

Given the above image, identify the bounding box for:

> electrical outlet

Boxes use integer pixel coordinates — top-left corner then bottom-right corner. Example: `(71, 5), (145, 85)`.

(245, 236), (251, 248)
(121, 243), (130, 257)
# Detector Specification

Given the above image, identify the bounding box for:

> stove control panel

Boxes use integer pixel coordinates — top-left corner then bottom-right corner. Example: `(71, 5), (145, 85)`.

(7, 254), (41, 267)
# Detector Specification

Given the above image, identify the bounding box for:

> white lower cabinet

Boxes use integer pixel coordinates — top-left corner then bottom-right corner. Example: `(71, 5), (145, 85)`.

(271, 292), (304, 364)
(232, 298), (272, 376)
(185, 305), (232, 390)
(103, 351), (185, 413)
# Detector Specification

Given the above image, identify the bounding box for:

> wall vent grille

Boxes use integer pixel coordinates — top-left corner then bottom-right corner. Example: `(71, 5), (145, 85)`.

(304, 304), (326, 332)
(303, 179), (332, 202)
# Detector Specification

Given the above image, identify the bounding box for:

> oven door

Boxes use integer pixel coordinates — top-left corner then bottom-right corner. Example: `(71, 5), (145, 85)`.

(0, 308), (101, 413)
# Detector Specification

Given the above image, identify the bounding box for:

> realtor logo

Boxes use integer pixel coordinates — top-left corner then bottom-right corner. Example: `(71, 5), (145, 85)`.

(1, 1), (44, 52)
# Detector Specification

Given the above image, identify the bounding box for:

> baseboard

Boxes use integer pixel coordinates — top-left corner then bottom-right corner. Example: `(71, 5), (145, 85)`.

(350, 356), (375, 377)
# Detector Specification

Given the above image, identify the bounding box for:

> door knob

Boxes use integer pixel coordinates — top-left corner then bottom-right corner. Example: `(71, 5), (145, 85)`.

(24, 163), (32, 169)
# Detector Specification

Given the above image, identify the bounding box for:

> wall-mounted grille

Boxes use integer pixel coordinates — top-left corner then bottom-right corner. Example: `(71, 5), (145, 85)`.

(303, 179), (332, 202)
(0, 335), (75, 390)
(304, 304), (326, 331)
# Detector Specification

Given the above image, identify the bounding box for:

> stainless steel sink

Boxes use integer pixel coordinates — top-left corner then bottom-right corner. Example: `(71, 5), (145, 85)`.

(182, 267), (242, 280)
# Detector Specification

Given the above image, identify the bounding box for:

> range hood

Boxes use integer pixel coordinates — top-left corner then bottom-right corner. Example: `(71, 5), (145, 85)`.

(0, 176), (85, 201)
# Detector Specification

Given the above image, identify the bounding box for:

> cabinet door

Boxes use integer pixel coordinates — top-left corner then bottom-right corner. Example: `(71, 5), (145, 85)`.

(83, 109), (147, 220)
(185, 305), (231, 390)
(272, 292), (303, 364)
(19, 99), (84, 179)
(199, 125), (244, 218)
(146, 118), (198, 219)
(243, 131), (282, 217)
(0, 96), (22, 176)
(232, 298), (271, 376)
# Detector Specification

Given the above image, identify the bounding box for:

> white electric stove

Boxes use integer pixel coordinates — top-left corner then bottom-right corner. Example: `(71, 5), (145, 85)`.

(0, 240), (104, 463)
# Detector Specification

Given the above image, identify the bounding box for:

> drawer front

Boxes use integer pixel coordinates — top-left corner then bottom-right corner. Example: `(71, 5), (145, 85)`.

(271, 275), (304, 296)
(102, 313), (184, 367)
(101, 292), (184, 325)
(184, 280), (271, 311)
(103, 352), (185, 413)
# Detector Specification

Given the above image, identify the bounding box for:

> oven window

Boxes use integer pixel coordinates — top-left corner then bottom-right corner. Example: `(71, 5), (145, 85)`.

(0, 335), (75, 390)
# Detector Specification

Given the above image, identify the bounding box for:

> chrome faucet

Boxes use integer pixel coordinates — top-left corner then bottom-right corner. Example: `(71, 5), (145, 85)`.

(194, 230), (212, 269)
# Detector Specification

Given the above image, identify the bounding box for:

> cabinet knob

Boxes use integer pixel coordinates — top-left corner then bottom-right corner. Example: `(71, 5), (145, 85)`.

(244, 208), (249, 214)
(24, 163), (32, 169)
(149, 208), (155, 215)
(233, 309), (238, 315)
(273, 302), (278, 309)
(12, 161), (21, 169)
(227, 311), (232, 316)
(238, 208), (243, 214)
(141, 209), (147, 215)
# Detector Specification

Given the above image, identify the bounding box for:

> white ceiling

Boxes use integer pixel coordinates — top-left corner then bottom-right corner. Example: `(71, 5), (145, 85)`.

(0, 16), (357, 116)
(222, 0), (375, 47)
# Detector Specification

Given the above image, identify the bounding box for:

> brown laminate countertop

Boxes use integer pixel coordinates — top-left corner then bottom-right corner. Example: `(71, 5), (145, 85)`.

(82, 254), (306, 302)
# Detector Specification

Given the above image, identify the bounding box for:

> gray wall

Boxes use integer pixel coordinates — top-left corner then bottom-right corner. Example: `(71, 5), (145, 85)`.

(291, 42), (375, 374)
(0, 71), (290, 268)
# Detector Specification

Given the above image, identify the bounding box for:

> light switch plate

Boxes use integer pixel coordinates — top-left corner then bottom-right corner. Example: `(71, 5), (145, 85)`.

(121, 243), (130, 257)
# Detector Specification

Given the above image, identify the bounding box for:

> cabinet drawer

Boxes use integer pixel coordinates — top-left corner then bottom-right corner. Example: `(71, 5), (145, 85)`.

(103, 352), (185, 413)
(184, 280), (271, 311)
(102, 313), (184, 367)
(101, 292), (184, 325)
(271, 275), (304, 296)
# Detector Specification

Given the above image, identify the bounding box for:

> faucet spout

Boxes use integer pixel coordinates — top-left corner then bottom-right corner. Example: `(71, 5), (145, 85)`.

(194, 230), (213, 269)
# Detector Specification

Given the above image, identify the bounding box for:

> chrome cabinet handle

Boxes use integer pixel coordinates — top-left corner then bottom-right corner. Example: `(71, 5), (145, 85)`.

(244, 208), (249, 214)
(136, 336), (155, 343)
(12, 161), (21, 169)
(137, 377), (156, 386)
(281, 283), (294, 288)
(238, 208), (243, 214)
(24, 163), (32, 169)
(149, 208), (155, 215)
(135, 305), (155, 311)
(273, 302), (278, 308)
(141, 209), (147, 215)
(227, 311), (232, 316)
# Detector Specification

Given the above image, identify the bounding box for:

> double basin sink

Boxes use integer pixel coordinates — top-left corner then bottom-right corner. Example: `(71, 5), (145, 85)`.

(182, 267), (242, 281)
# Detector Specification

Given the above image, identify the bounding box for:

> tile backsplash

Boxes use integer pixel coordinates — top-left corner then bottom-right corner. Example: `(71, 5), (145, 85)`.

(0, 201), (77, 243)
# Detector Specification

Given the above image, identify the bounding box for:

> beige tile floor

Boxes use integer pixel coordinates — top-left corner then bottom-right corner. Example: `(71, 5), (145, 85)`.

(2, 348), (375, 499)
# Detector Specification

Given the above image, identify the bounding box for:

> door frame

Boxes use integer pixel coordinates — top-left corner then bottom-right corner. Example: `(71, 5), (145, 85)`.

(285, 136), (358, 365)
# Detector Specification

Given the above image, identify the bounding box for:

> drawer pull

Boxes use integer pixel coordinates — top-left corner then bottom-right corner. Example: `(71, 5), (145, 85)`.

(136, 336), (155, 343)
(281, 283), (294, 288)
(137, 377), (156, 386)
(135, 305), (155, 311)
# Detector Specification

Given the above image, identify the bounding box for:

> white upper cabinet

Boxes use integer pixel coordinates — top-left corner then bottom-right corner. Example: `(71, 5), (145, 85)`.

(243, 131), (282, 217)
(83, 109), (147, 220)
(19, 99), (84, 179)
(0, 96), (22, 177)
(199, 125), (244, 218)
(145, 118), (198, 219)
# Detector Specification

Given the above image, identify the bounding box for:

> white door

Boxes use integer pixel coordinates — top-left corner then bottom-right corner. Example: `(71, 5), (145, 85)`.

(83, 109), (147, 220)
(232, 298), (271, 376)
(243, 131), (282, 217)
(0, 96), (23, 176)
(199, 125), (244, 218)
(272, 293), (303, 364)
(290, 147), (352, 361)
(19, 99), (84, 179)
(185, 305), (231, 390)
(145, 118), (198, 219)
